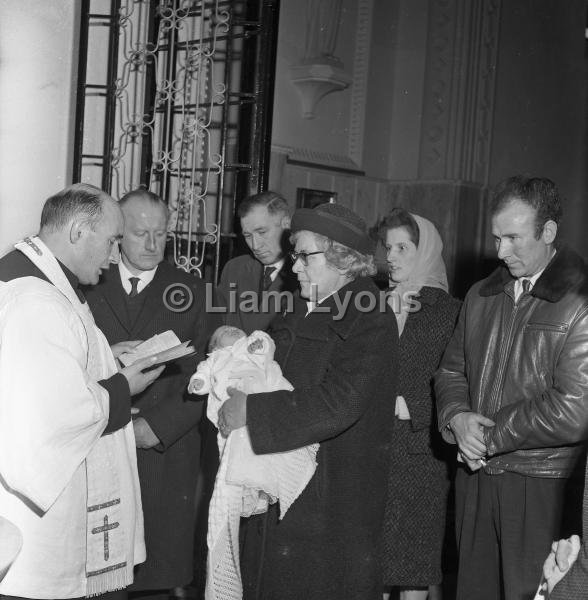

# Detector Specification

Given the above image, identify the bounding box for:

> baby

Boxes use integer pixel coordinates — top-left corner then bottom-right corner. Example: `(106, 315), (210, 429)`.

(187, 326), (282, 405)
(188, 327), (318, 600)
(187, 325), (247, 395)
(212, 325), (247, 349)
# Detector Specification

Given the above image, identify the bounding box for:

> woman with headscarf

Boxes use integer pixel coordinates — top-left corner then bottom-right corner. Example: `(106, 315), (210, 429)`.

(376, 208), (461, 600)
(218, 203), (398, 600)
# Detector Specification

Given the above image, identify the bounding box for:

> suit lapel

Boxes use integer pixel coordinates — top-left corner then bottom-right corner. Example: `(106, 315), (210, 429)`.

(248, 258), (263, 296)
(268, 266), (283, 294)
(268, 258), (296, 294)
(129, 264), (169, 339)
(98, 267), (134, 335)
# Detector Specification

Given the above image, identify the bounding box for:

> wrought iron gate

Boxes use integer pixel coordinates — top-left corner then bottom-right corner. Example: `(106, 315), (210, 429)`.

(73, 0), (279, 282)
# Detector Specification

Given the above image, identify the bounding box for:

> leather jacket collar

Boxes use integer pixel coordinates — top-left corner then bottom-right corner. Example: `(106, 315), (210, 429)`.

(479, 244), (586, 303)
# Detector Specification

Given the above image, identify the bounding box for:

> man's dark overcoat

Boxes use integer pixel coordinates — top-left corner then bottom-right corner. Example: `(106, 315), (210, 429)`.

(240, 276), (398, 600)
(217, 254), (298, 334)
(85, 262), (217, 590)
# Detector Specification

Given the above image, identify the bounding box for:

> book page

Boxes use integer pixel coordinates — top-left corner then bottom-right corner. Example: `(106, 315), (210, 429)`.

(147, 342), (196, 367)
(119, 330), (191, 367)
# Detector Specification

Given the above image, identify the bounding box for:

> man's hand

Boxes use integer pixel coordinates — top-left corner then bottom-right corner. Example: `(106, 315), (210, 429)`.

(133, 416), (161, 449)
(120, 357), (164, 396)
(218, 387), (247, 437)
(450, 412), (495, 461)
(457, 451), (484, 472)
(543, 535), (581, 594)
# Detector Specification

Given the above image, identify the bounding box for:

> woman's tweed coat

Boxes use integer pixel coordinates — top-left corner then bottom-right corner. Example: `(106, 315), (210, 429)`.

(382, 286), (461, 586)
(240, 276), (398, 600)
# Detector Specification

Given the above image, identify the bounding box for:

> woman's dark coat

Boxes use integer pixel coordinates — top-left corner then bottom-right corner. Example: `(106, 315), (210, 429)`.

(240, 276), (398, 600)
(381, 286), (461, 585)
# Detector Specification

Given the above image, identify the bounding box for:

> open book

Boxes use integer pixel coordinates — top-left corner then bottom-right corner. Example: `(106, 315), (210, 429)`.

(119, 330), (196, 368)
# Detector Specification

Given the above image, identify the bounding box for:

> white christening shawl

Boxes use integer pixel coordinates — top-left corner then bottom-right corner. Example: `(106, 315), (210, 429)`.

(0, 237), (145, 598)
(189, 330), (318, 600)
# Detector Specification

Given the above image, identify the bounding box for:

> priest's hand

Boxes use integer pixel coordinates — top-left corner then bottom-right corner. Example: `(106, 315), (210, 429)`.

(218, 387), (247, 437)
(133, 416), (161, 449)
(111, 340), (143, 358)
(111, 340), (143, 370)
(121, 357), (165, 395)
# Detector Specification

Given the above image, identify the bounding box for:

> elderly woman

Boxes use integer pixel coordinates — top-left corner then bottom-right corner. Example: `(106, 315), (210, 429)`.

(219, 203), (398, 600)
(377, 208), (461, 600)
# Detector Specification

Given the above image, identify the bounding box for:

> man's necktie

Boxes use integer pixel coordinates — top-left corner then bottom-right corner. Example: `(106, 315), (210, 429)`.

(262, 266), (276, 292)
(129, 277), (140, 298)
(522, 278), (531, 295)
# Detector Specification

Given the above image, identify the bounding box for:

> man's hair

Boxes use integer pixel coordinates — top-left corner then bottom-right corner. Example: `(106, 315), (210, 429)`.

(40, 183), (107, 232)
(237, 191), (290, 220)
(491, 175), (563, 239)
(119, 188), (170, 219)
(374, 207), (420, 247)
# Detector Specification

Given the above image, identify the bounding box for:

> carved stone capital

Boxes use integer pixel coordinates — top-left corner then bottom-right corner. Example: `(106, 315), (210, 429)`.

(289, 60), (352, 119)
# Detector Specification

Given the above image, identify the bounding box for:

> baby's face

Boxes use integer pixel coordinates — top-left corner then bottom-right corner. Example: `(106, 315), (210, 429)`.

(189, 378), (204, 392)
(211, 327), (246, 350)
(247, 338), (264, 353)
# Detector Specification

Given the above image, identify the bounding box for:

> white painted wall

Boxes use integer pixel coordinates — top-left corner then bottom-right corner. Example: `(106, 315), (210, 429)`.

(271, 0), (357, 164)
(0, 1), (79, 254)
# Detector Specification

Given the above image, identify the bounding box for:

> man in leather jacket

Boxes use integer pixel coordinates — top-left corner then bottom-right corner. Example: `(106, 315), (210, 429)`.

(435, 175), (588, 600)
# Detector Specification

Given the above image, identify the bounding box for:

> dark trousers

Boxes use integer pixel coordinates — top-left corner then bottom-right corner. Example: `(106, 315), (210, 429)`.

(129, 591), (170, 600)
(454, 468), (583, 600)
(0, 591), (127, 600)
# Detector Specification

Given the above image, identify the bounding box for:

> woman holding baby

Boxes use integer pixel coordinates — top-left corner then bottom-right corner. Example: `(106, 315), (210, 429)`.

(218, 203), (398, 600)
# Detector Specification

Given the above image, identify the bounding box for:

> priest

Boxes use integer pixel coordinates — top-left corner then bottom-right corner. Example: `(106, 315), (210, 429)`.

(0, 183), (163, 600)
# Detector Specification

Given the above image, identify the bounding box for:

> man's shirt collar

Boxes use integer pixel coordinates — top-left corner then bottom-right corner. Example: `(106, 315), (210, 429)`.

(513, 252), (555, 302)
(264, 258), (284, 283)
(118, 260), (158, 295)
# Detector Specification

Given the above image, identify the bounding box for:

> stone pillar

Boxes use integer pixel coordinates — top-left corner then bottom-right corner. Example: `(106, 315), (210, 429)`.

(418, 0), (501, 185)
(386, 0), (502, 293)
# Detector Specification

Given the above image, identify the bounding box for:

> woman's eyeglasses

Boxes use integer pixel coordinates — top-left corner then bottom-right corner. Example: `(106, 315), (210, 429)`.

(289, 250), (324, 266)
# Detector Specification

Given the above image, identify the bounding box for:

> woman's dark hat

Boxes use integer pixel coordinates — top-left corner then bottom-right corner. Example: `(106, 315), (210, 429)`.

(291, 203), (375, 255)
